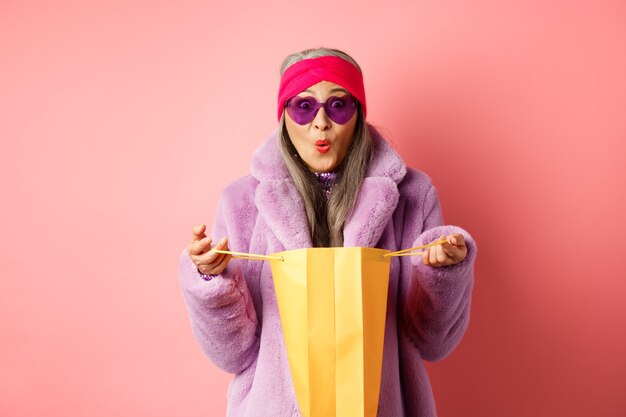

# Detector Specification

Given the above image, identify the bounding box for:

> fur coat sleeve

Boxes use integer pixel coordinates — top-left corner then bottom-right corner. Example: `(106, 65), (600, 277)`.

(398, 173), (477, 362)
(178, 178), (260, 374)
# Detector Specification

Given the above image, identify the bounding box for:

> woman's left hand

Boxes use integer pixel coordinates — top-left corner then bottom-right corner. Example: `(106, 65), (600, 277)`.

(421, 234), (467, 267)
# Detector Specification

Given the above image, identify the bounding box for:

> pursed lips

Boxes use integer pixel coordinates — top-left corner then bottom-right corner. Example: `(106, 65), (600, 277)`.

(315, 139), (330, 154)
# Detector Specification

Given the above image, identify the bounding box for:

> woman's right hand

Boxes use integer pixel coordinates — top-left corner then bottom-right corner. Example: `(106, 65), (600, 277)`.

(187, 224), (232, 275)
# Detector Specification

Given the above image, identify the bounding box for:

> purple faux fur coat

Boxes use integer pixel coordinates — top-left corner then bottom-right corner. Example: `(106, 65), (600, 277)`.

(179, 126), (477, 417)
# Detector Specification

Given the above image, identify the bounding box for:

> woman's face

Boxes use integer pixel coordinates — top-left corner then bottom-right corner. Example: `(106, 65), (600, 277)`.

(284, 80), (358, 173)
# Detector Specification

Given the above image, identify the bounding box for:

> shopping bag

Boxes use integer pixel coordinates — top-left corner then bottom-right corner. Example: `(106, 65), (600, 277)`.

(269, 247), (389, 417)
(212, 240), (444, 417)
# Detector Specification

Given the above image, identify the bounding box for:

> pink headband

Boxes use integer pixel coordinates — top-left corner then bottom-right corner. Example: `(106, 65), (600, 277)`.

(277, 55), (367, 122)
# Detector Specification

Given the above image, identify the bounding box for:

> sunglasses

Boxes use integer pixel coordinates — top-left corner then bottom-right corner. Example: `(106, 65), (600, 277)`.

(285, 95), (358, 125)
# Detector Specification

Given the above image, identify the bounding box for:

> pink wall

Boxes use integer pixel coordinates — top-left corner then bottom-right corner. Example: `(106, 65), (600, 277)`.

(2, 1), (625, 416)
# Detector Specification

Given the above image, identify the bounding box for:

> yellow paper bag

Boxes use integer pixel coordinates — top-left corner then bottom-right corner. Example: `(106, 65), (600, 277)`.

(270, 247), (391, 417)
(211, 240), (445, 417)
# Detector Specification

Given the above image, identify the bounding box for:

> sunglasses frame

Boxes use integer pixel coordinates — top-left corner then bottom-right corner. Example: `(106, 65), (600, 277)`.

(285, 95), (358, 125)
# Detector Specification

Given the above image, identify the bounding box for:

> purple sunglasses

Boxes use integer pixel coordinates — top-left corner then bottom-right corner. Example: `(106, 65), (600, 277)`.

(285, 95), (358, 125)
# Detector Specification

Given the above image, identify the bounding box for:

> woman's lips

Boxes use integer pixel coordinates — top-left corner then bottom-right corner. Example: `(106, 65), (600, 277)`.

(315, 139), (330, 154)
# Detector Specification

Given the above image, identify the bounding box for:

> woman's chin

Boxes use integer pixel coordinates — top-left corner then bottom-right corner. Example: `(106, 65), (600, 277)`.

(306, 157), (338, 173)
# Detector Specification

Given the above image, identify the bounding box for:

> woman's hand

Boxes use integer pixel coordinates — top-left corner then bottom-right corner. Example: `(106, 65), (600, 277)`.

(421, 234), (467, 267)
(187, 224), (232, 275)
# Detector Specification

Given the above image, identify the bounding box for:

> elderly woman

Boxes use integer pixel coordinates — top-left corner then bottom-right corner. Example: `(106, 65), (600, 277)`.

(179, 47), (477, 417)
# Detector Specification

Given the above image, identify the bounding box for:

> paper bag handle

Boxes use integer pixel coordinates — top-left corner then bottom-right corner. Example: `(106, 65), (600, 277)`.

(382, 238), (448, 258)
(210, 239), (448, 261)
(210, 249), (284, 262)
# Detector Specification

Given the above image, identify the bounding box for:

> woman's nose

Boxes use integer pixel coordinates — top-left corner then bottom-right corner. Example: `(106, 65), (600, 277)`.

(313, 107), (331, 131)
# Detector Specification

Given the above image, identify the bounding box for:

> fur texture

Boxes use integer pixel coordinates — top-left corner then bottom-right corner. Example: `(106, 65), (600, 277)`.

(179, 126), (477, 416)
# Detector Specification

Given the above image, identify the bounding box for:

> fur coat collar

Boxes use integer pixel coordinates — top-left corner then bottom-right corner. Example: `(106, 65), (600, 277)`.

(249, 126), (407, 250)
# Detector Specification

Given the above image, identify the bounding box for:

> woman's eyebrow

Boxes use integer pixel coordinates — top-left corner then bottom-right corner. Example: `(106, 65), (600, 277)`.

(302, 87), (349, 94)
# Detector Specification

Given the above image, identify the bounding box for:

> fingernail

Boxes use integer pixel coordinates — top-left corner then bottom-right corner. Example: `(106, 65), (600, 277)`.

(220, 237), (227, 245)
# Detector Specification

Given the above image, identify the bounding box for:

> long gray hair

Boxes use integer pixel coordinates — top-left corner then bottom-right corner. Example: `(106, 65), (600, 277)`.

(278, 48), (373, 247)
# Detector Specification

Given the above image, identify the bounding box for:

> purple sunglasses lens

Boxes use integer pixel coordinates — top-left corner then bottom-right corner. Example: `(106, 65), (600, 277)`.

(286, 95), (357, 125)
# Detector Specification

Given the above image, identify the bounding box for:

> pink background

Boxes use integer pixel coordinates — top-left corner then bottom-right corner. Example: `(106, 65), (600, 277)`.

(2, 0), (625, 416)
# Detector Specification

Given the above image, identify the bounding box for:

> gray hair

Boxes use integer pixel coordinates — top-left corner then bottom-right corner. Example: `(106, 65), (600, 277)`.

(278, 47), (373, 247)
